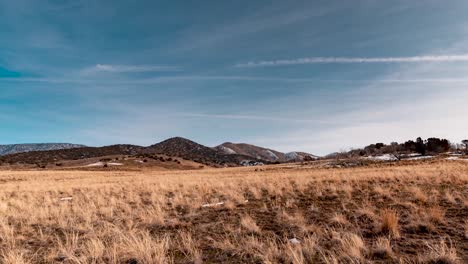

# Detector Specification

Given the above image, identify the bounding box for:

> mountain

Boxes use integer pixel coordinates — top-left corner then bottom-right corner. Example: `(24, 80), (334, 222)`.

(0, 143), (85, 156)
(0, 137), (315, 167)
(215, 142), (285, 162)
(0, 144), (143, 165)
(144, 137), (260, 166)
(285, 151), (320, 161)
(215, 142), (318, 162)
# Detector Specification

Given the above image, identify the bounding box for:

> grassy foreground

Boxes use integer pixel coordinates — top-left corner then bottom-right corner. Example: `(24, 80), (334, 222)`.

(0, 162), (466, 263)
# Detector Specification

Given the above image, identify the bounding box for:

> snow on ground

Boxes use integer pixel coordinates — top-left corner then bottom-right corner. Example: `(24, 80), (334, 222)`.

(403, 153), (421, 157)
(264, 150), (279, 160)
(85, 162), (123, 167)
(445, 157), (468, 161)
(285, 152), (299, 161)
(86, 162), (104, 167)
(407, 156), (433, 160)
(365, 154), (398, 161)
(218, 146), (236, 154)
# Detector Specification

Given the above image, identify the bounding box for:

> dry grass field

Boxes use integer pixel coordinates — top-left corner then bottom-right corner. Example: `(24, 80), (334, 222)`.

(0, 161), (466, 263)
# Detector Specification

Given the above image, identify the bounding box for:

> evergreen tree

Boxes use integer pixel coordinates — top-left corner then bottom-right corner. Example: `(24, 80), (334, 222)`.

(415, 137), (426, 155)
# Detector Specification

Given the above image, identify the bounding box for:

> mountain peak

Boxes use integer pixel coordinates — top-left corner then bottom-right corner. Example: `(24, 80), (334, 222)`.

(159, 137), (197, 144)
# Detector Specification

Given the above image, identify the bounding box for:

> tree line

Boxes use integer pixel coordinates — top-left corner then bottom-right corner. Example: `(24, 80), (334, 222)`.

(346, 137), (468, 157)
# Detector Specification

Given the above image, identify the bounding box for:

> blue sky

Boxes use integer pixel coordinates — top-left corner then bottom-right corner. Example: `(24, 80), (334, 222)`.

(2, 0), (468, 155)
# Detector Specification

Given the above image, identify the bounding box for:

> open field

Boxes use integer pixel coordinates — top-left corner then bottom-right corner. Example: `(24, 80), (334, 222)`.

(0, 161), (466, 263)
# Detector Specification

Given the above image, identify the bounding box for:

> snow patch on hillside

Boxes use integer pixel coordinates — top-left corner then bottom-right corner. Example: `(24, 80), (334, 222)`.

(240, 160), (264, 166)
(217, 146), (236, 154)
(264, 150), (279, 160)
(285, 152), (300, 161)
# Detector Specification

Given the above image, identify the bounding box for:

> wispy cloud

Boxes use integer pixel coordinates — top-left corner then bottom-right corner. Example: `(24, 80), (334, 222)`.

(170, 2), (341, 53)
(81, 64), (180, 74)
(4, 76), (468, 84)
(180, 113), (337, 124)
(236, 55), (468, 67)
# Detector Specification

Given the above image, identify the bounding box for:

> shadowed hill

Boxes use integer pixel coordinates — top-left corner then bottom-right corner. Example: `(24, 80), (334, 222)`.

(144, 137), (262, 166)
(0, 143), (85, 156)
(0, 145), (143, 165)
(0, 137), (314, 167)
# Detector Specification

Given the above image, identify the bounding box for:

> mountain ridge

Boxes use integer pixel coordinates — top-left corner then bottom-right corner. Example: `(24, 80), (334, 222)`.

(215, 142), (318, 162)
(0, 137), (317, 167)
(145, 137), (264, 166)
(0, 143), (86, 156)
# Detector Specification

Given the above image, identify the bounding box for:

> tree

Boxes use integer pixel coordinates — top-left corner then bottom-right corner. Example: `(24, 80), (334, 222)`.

(426, 138), (450, 153)
(387, 142), (402, 160)
(415, 137), (426, 155)
(462, 140), (468, 153)
(375, 143), (385, 149)
(403, 140), (416, 152)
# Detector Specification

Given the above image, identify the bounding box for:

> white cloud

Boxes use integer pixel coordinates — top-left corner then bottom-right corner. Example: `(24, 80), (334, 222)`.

(236, 55), (468, 67)
(81, 64), (180, 74)
(245, 51), (468, 154)
(259, 89), (468, 155)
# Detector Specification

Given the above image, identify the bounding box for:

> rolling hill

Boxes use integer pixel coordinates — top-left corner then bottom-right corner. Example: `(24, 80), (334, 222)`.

(0, 137), (317, 167)
(0, 145), (143, 165)
(215, 142), (318, 162)
(0, 143), (85, 156)
(144, 137), (262, 166)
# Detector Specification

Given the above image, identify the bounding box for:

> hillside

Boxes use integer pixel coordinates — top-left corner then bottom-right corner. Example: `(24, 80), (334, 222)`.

(0, 144), (143, 166)
(0, 137), (315, 168)
(216, 142), (318, 162)
(144, 137), (261, 166)
(0, 143), (85, 156)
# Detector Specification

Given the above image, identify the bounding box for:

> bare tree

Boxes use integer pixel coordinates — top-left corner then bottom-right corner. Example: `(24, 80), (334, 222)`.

(388, 142), (402, 160)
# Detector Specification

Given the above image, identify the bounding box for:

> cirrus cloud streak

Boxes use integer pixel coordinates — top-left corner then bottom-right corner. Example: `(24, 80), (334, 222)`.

(236, 55), (468, 67)
(81, 64), (180, 75)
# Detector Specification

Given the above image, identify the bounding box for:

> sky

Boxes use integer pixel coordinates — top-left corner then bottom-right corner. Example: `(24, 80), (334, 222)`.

(1, 0), (468, 155)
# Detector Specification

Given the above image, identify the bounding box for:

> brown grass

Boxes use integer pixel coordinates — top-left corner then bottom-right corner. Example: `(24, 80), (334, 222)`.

(422, 239), (461, 264)
(464, 221), (468, 240)
(240, 215), (261, 234)
(0, 161), (466, 263)
(426, 206), (446, 223)
(379, 209), (400, 238)
(372, 237), (393, 259)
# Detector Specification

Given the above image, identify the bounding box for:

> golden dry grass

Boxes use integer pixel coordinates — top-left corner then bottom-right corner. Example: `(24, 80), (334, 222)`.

(379, 209), (400, 238)
(0, 161), (466, 263)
